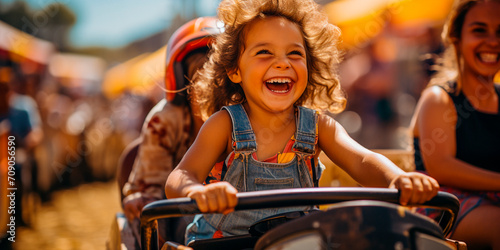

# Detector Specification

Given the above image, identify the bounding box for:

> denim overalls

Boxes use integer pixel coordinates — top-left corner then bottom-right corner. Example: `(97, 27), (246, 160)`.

(185, 104), (322, 244)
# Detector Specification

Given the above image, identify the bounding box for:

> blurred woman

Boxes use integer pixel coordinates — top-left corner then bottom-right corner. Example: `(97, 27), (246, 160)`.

(410, 0), (500, 249)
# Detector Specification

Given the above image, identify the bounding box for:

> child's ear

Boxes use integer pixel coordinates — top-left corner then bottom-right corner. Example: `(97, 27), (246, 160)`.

(227, 69), (242, 84)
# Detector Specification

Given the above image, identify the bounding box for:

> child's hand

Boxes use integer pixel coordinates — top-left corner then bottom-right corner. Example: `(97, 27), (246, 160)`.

(389, 172), (440, 206)
(122, 192), (157, 223)
(186, 182), (238, 214)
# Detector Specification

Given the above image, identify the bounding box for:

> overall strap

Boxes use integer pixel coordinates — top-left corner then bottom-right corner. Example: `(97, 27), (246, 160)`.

(293, 106), (319, 187)
(222, 104), (257, 153)
(292, 106), (318, 155)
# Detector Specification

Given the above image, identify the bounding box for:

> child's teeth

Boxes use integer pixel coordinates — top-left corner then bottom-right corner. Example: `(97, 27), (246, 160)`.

(479, 53), (498, 63)
(271, 89), (287, 93)
(266, 78), (291, 83)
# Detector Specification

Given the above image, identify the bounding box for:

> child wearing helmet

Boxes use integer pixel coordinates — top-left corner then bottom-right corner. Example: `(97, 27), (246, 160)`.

(118, 17), (222, 248)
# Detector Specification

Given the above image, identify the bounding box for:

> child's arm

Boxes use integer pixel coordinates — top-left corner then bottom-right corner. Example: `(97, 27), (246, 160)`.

(318, 114), (439, 205)
(165, 110), (238, 214)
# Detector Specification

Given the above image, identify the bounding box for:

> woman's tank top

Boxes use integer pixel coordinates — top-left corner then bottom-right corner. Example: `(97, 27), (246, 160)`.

(414, 84), (500, 173)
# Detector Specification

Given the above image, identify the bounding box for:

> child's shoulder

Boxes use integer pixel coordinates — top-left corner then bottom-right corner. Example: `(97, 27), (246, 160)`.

(316, 112), (342, 137)
(316, 112), (336, 126)
(197, 109), (233, 149)
(205, 108), (233, 127)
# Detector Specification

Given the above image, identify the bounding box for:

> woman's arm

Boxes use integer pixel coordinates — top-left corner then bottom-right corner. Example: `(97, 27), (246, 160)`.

(165, 110), (238, 213)
(413, 86), (500, 191)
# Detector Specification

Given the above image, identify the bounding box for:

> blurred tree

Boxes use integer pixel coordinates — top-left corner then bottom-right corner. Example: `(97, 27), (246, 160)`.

(0, 2), (76, 50)
(37, 3), (76, 50)
(0, 2), (32, 29)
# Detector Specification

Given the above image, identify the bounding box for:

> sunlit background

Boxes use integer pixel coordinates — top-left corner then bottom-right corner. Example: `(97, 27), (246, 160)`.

(0, 0), (498, 249)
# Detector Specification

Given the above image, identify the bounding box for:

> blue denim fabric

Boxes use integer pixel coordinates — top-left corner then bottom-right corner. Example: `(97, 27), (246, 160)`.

(293, 106), (317, 154)
(225, 103), (257, 153)
(185, 214), (218, 243)
(186, 104), (320, 244)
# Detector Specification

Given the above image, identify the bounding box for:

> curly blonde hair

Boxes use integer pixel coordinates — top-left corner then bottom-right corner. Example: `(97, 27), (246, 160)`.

(191, 0), (346, 120)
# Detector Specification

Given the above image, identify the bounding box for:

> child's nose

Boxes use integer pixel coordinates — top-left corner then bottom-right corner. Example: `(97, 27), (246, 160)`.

(274, 57), (291, 69)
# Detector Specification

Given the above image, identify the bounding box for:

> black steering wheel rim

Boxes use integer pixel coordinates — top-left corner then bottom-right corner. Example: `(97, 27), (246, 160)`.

(140, 187), (459, 250)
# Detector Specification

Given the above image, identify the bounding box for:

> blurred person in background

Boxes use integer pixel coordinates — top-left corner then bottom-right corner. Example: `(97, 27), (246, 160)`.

(0, 50), (32, 226)
(8, 70), (44, 155)
(115, 17), (221, 248)
(342, 34), (399, 149)
(9, 66), (44, 210)
(0, 51), (33, 151)
(410, 0), (500, 248)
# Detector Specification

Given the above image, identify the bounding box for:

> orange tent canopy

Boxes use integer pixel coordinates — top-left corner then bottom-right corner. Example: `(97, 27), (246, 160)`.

(0, 21), (55, 66)
(101, 46), (166, 100)
(324, 0), (454, 49)
(48, 53), (107, 88)
(389, 0), (455, 28)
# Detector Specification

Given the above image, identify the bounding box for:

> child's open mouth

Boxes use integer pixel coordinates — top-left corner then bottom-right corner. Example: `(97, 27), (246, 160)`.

(265, 77), (293, 94)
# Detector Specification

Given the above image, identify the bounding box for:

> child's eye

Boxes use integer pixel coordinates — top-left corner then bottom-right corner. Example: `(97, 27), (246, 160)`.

(256, 50), (271, 55)
(289, 50), (304, 57)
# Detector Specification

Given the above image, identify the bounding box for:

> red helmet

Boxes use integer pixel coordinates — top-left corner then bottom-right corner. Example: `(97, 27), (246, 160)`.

(165, 16), (222, 103)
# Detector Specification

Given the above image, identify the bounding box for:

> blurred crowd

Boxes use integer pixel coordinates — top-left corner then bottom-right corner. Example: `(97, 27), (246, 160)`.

(337, 21), (443, 150)
(0, 24), (157, 238)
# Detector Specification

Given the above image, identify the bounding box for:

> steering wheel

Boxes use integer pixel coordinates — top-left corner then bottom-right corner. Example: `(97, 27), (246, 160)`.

(140, 187), (459, 250)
